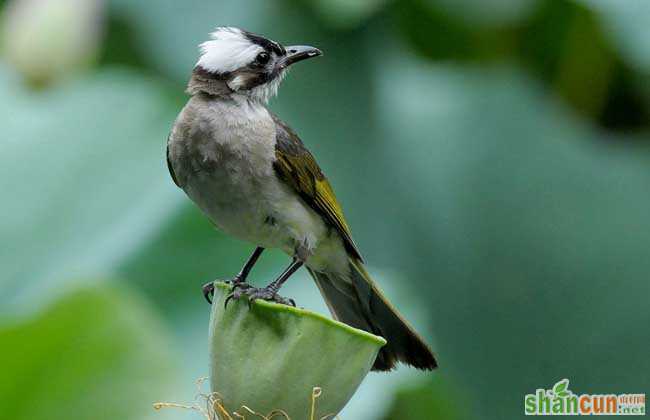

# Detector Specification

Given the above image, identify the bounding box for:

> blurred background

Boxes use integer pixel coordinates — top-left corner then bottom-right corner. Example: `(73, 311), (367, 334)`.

(1, 0), (649, 419)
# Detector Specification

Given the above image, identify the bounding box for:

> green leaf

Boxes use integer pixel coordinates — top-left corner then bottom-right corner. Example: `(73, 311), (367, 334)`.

(371, 43), (650, 419)
(426, 0), (538, 27)
(0, 66), (183, 313)
(381, 377), (469, 420)
(577, 0), (650, 72)
(0, 283), (178, 420)
(553, 379), (570, 398)
(308, 0), (389, 28)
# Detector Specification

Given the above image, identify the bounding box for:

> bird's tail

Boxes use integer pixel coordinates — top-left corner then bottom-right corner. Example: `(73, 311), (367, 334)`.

(308, 258), (437, 371)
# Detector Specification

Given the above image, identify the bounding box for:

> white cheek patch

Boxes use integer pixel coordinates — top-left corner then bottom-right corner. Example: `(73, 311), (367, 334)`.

(226, 74), (250, 91)
(248, 69), (287, 103)
(196, 27), (264, 74)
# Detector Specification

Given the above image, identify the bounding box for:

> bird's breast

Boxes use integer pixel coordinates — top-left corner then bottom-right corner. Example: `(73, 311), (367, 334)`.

(172, 96), (283, 245)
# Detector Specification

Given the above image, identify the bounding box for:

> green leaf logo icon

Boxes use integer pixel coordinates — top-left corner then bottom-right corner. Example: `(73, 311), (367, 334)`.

(553, 379), (570, 398)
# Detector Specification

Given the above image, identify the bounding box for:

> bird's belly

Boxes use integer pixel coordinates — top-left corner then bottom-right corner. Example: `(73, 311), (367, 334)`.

(184, 165), (279, 246)
(185, 161), (298, 244)
(184, 166), (348, 272)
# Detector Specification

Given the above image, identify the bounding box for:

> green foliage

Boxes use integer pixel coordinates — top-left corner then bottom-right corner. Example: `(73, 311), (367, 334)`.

(553, 379), (570, 398)
(374, 50), (650, 417)
(0, 284), (177, 420)
(0, 66), (182, 313)
(306, 0), (389, 28)
(382, 378), (469, 420)
(578, 0), (650, 72)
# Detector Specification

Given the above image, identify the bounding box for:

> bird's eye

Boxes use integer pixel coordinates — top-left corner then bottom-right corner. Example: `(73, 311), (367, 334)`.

(255, 52), (270, 65)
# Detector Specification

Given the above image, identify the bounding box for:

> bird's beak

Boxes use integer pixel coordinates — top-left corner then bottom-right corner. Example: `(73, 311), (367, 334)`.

(279, 45), (323, 69)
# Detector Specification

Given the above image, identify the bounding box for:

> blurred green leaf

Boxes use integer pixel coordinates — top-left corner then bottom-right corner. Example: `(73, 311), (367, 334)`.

(577, 0), (650, 73)
(0, 66), (182, 314)
(0, 283), (178, 420)
(427, 0), (538, 27)
(392, 0), (475, 61)
(553, 379), (570, 398)
(307, 0), (389, 28)
(382, 377), (469, 420)
(372, 44), (650, 419)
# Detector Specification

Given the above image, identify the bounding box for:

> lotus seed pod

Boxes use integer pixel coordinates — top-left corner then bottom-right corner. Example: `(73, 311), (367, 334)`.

(208, 282), (386, 419)
(1, 0), (104, 87)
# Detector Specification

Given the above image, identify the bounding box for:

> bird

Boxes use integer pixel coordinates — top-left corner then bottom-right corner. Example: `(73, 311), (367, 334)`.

(166, 27), (437, 371)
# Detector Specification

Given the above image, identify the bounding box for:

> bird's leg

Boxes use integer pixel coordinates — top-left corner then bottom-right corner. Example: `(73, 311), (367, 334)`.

(249, 258), (303, 306)
(228, 246), (265, 286)
(203, 247), (264, 304)
(225, 258), (303, 308)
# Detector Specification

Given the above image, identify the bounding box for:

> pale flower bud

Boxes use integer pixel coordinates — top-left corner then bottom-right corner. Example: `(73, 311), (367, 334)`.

(1, 0), (105, 87)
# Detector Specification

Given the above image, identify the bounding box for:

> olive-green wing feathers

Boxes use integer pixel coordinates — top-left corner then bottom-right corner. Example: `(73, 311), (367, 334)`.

(272, 114), (363, 261)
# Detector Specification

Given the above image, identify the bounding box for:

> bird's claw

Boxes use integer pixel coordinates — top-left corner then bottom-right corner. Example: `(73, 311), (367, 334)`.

(247, 288), (296, 307)
(224, 275), (243, 286)
(202, 282), (215, 304)
(224, 281), (253, 308)
(203, 277), (251, 305)
(225, 285), (296, 308)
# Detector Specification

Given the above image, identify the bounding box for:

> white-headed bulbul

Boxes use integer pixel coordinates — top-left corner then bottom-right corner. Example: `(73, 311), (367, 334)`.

(167, 27), (437, 371)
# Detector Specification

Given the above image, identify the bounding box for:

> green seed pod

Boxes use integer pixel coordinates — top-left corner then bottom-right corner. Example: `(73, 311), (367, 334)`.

(208, 282), (386, 419)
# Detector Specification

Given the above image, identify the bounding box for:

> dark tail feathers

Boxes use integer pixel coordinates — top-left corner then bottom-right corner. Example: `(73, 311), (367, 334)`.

(308, 258), (437, 371)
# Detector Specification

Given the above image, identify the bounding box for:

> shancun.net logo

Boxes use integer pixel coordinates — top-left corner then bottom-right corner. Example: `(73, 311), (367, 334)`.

(524, 379), (645, 416)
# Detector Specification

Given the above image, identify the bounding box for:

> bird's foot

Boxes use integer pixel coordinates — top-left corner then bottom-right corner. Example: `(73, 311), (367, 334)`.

(202, 281), (216, 304)
(247, 287), (296, 307)
(225, 285), (296, 308)
(224, 275), (246, 287)
(203, 276), (250, 305)
(223, 281), (254, 308)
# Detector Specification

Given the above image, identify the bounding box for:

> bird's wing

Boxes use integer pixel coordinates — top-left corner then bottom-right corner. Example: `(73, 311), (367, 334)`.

(272, 114), (363, 261)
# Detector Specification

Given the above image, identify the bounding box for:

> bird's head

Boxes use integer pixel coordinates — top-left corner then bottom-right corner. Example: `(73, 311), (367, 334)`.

(189, 27), (322, 103)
